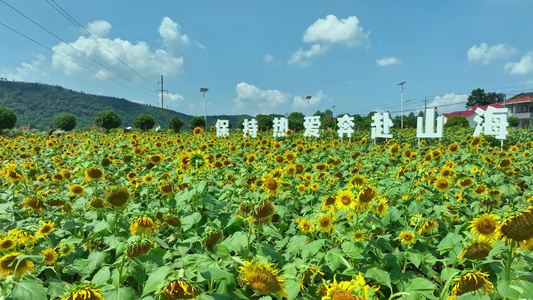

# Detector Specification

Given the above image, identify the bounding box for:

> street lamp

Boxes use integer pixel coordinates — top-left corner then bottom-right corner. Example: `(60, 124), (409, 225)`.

(200, 88), (209, 127)
(305, 95), (312, 116)
(398, 81), (406, 129)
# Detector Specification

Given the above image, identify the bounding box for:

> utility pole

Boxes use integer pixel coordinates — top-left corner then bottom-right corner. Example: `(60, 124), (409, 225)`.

(157, 75), (168, 110)
(398, 81), (406, 129)
(423, 97), (428, 117)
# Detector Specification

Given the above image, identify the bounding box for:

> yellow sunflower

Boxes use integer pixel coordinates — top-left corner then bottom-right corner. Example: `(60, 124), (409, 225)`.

(375, 198), (389, 217)
(418, 219), (439, 235)
(458, 239), (493, 260)
(0, 236), (17, 252)
(36, 221), (56, 238)
(316, 212), (335, 234)
(105, 187), (130, 207)
(68, 184), (86, 196)
(130, 216), (158, 236)
(399, 231), (416, 245)
(62, 284), (104, 300)
(261, 173), (281, 198)
(0, 252), (34, 278)
(335, 190), (356, 212)
(321, 275), (361, 300)
(238, 259), (289, 298)
(22, 196), (44, 215)
(353, 230), (367, 242)
(448, 271), (494, 299)
(434, 178), (450, 192)
(84, 167), (104, 182)
(40, 248), (58, 265)
(298, 219), (313, 234)
(160, 279), (199, 300)
(470, 214), (500, 241)
(356, 186), (378, 211)
(58, 243), (74, 257)
(497, 206), (533, 250)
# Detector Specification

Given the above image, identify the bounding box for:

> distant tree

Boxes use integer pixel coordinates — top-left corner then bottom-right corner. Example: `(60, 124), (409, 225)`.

(94, 110), (122, 132)
(133, 113), (155, 131)
(444, 115), (469, 128)
(508, 116), (520, 128)
(54, 113), (77, 131)
(288, 112), (305, 132)
(0, 106), (17, 132)
(466, 88), (505, 107)
(168, 116), (184, 132)
(189, 116), (205, 129)
(256, 114), (273, 131)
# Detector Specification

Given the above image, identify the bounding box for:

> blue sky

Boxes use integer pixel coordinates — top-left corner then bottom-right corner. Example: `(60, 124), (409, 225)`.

(1, 0), (533, 118)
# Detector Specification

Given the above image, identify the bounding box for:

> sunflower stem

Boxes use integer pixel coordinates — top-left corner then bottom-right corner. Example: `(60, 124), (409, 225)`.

(504, 240), (514, 281)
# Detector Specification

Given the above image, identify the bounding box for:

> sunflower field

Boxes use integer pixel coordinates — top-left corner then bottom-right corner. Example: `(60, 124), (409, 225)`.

(1, 127), (533, 300)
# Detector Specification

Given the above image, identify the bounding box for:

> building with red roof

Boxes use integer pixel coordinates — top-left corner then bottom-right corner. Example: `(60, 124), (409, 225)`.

(503, 92), (533, 128)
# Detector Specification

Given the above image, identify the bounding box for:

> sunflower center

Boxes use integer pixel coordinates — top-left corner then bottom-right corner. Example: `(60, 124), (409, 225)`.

(478, 219), (496, 234)
(2, 239), (14, 247)
(320, 218), (330, 227)
(331, 291), (359, 300)
(265, 179), (277, 191)
(341, 195), (351, 205)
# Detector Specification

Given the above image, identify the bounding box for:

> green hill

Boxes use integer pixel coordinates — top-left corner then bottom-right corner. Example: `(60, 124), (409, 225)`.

(0, 80), (250, 131)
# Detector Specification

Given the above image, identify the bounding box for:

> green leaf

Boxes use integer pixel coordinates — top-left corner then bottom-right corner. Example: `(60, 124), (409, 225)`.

(11, 280), (47, 300)
(92, 266), (112, 285)
(365, 268), (391, 288)
(341, 242), (363, 260)
(142, 265), (172, 296)
(101, 286), (136, 300)
(198, 266), (232, 281)
(87, 250), (109, 274)
(406, 251), (423, 268)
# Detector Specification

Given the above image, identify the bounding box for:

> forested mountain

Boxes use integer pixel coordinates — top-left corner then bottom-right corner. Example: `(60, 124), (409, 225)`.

(0, 80), (250, 131)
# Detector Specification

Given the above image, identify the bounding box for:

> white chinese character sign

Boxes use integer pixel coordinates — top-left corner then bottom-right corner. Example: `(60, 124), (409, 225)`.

(242, 119), (258, 138)
(303, 116), (321, 138)
(371, 112), (393, 141)
(215, 119), (229, 137)
(337, 114), (355, 140)
(417, 108), (444, 144)
(473, 106), (509, 141)
(273, 117), (289, 138)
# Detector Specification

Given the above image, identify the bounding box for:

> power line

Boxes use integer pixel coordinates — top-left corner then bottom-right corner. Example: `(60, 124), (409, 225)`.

(44, 0), (157, 88)
(0, 21), (154, 97)
(0, 0), (155, 94)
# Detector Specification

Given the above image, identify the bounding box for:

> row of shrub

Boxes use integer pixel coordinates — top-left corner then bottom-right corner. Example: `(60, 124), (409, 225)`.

(0, 106), (202, 133)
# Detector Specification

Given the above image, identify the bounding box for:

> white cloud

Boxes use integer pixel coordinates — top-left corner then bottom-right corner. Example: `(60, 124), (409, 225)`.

(51, 18), (185, 81)
(303, 15), (369, 47)
(467, 43), (515, 64)
(292, 91), (330, 113)
(263, 54), (274, 63)
(158, 17), (190, 55)
(376, 57), (400, 66)
(232, 82), (290, 115)
(423, 93), (468, 114)
(87, 20), (111, 37)
(504, 51), (533, 75)
(288, 44), (329, 67)
(2, 54), (48, 81)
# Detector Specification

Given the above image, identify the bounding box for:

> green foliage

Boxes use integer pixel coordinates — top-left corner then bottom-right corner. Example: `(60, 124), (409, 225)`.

(0, 106), (17, 132)
(0, 81), (250, 131)
(94, 110), (122, 132)
(133, 113), (155, 131)
(189, 116), (205, 129)
(54, 113), (77, 131)
(466, 88), (505, 107)
(168, 116), (184, 132)
(288, 112), (305, 132)
(508, 116), (520, 127)
(444, 115), (469, 128)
